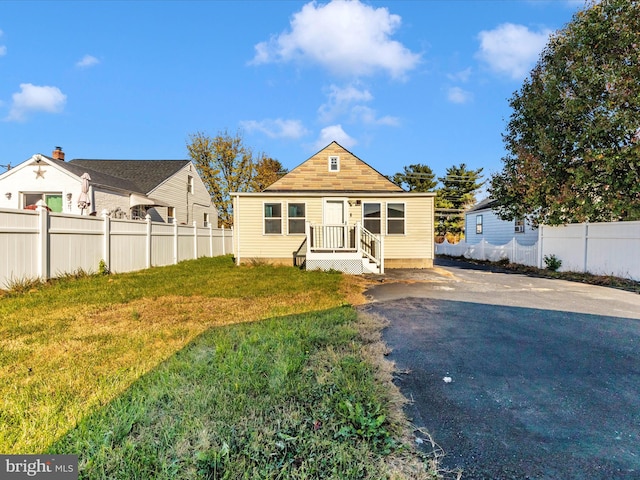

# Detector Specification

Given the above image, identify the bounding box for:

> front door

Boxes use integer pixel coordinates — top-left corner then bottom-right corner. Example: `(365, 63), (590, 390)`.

(323, 199), (346, 248)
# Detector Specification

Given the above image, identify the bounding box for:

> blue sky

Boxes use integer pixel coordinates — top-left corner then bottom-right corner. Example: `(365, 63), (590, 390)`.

(0, 0), (586, 193)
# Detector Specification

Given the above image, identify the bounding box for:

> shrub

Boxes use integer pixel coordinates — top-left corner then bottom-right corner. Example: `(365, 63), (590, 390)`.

(543, 254), (562, 272)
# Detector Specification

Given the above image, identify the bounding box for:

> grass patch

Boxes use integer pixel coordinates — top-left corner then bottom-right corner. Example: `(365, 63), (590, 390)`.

(1, 255), (439, 478)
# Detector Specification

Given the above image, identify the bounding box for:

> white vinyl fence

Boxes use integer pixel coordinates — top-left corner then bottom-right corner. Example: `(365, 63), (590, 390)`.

(0, 207), (233, 289)
(539, 221), (640, 281)
(436, 221), (640, 281)
(436, 238), (539, 267)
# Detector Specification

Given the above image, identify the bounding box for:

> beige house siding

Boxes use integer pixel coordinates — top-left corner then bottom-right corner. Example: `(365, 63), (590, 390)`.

(234, 193), (434, 268)
(266, 142), (402, 193)
(233, 142), (434, 271)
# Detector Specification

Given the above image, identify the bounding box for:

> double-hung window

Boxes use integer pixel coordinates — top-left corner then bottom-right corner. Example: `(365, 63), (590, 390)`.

(476, 215), (483, 234)
(264, 203), (282, 234)
(387, 203), (405, 235)
(288, 203), (306, 234)
(167, 207), (176, 224)
(363, 202), (381, 234)
(328, 156), (340, 172)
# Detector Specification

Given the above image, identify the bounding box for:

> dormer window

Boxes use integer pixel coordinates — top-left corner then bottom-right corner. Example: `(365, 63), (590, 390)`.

(328, 156), (340, 172)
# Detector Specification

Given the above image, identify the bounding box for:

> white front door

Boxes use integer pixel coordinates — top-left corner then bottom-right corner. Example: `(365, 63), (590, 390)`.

(323, 199), (346, 248)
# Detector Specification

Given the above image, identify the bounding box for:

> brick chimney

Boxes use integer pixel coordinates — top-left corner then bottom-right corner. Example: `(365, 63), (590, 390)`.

(52, 146), (65, 161)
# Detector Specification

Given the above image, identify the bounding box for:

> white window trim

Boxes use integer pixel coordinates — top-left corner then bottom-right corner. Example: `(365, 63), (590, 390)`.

(362, 202), (382, 235)
(476, 214), (483, 234)
(286, 201), (307, 235)
(263, 201), (283, 235)
(328, 155), (340, 172)
(385, 201), (406, 235)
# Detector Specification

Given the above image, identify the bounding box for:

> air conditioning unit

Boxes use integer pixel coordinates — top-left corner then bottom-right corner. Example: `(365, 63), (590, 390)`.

(514, 225), (524, 233)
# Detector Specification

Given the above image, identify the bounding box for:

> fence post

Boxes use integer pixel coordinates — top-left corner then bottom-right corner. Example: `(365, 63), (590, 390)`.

(583, 223), (589, 274)
(511, 238), (516, 263)
(146, 214), (152, 269)
(102, 210), (111, 272)
(221, 225), (225, 256)
(538, 225), (544, 268)
(209, 223), (213, 257)
(173, 220), (179, 265)
(37, 201), (50, 280)
(193, 221), (198, 259)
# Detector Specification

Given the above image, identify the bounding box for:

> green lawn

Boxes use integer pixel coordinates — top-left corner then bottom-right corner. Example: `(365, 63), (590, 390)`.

(1, 256), (437, 479)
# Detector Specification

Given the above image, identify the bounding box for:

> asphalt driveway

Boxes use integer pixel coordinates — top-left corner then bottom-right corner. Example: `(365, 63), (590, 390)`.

(361, 258), (640, 479)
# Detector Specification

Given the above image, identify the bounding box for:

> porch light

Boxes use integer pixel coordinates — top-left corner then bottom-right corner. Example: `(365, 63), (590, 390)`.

(4, 192), (10, 200)
(66, 193), (72, 201)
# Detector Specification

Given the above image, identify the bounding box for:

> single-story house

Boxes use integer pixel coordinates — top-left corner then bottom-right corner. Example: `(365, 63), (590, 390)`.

(465, 197), (538, 246)
(0, 147), (217, 227)
(232, 142), (435, 274)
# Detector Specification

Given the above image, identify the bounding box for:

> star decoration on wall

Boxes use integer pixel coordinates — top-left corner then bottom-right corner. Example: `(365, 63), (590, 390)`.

(34, 166), (46, 179)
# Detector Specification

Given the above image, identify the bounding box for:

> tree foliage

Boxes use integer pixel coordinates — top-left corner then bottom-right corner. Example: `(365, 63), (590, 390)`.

(436, 164), (484, 237)
(392, 164), (437, 192)
(250, 155), (287, 192)
(490, 0), (640, 225)
(187, 130), (255, 228)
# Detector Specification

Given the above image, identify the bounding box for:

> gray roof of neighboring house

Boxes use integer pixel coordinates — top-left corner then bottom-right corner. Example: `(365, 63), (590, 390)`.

(467, 197), (499, 213)
(64, 159), (190, 195)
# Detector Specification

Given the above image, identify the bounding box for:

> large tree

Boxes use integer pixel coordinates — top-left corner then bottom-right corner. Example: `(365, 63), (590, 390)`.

(436, 164), (484, 238)
(250, 155), (287, 192)
(392, 164), (437, 192)
(187, 130), (255, 228)
(490, 0), (640, 225)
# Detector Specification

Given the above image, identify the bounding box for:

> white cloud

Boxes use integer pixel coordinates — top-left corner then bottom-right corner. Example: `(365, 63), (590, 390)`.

(240, 118), (309, 139)
(250, 0), (421, 79)
(447, 87), (473, 104)
(350, 105), (399, 126)
(476, 23), (552, 80)
(313, 125), (357, 150)
(447, 67), (472, 83)
(76, 54), (99, 68)
(6, 83), (67, 121)
(318, 83), (398, 126)
(318, 84), (373, 122)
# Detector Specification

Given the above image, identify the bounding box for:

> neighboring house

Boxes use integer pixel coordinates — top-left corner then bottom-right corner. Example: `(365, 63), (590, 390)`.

(465, 197), (538, 246)
(232, 142), (435, 274)
(0, 147), (217, 226)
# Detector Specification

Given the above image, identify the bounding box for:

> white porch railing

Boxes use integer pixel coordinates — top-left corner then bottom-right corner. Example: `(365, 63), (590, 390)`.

(295, 222), (384, 274)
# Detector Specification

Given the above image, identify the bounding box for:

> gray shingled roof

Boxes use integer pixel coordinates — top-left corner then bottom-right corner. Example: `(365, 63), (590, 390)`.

(67, 159), (190, 194)
(467, 197), (499, 212)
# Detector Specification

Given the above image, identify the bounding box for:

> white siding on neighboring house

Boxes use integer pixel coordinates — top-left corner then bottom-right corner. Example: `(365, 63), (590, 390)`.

(465, 207), (538, 246)
(0, 158), (84, 213)
(147, 163), (216, 226)
(93, 188), (129, 217)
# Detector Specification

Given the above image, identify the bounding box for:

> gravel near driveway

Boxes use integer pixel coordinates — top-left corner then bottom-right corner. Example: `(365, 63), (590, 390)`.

(361, 258), (640, 479)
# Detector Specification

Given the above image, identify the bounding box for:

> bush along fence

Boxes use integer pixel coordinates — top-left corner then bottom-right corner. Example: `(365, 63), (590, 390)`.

(436, 220), (640, 282)
(0, 206), (233, 289)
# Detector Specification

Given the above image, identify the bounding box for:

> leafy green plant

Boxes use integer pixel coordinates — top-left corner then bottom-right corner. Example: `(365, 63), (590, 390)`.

(336, 399), (396, 454)
(196, 442), (230, 479)
(543, 254), (562, 272)
(98, 259), (110, 275)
